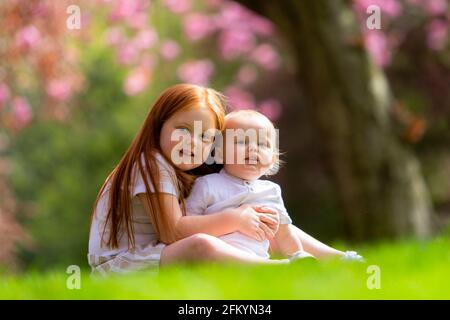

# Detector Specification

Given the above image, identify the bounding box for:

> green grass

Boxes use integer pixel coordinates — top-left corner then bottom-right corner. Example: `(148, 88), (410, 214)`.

(1, 237), (449, 299)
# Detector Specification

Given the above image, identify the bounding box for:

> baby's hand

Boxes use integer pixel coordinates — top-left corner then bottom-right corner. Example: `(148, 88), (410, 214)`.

(252, 205), (280, 235)
(234, 204), (275, 241)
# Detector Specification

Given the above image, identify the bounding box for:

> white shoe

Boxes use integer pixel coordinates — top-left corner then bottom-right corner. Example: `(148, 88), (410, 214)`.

(288, 251), (316, 262)
(341, 251), (365, 263)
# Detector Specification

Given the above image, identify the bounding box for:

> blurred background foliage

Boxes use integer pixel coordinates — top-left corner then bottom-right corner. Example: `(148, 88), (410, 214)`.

(0, 0), (449, 271)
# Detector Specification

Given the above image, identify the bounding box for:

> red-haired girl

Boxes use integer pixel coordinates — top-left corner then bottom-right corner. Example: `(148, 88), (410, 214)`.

(88, 84), (284, 274)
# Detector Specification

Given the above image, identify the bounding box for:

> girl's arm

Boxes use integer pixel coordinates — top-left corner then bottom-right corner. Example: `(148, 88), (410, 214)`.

(138, 193), (277, 244)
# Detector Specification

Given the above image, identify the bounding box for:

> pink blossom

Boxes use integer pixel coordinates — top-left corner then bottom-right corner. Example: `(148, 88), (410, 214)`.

(0, 83), (10, 107)
(224, 86), (256, 110)
(105, 27), (125, 46)
(258, 99), (282, 122)
(46, 79), (73, 102)
(218, 2), (251, 28)
(250, 44), (280, 71)
(364, 30), (391, 67)
(110, 0), (146, 21)
(31, 2), (49, 18)
(141, 54), (157, 69)
(247, 15), (274, 36)
(378, 0), (402, 17)
(218, 30), (256, 59)
(80, 11), (92, 30)
(214, 2), (274, 55)
(177, 60), (215, 86)
(216, 1), (272, 35)
(132, 28), (158, 50)
(421, 0), (448, 15)
(237, 65), (258, 85)
(183, 14), (216, 41)
(204, 0), (223, 8)
(160, 40), (180, 60)
(163, 0), (192, 14)
(15, 25), (41, 50)
(353, 0), (402, 18)
(118, 42), (140, 65)
(127, 12), (148, 29)
(123, 68), (150, 96)
(12, 97), (32, 128)
(427, 20), (448, 50)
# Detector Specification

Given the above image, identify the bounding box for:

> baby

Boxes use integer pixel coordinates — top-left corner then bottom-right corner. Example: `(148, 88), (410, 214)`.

(185, 110), (313, 261)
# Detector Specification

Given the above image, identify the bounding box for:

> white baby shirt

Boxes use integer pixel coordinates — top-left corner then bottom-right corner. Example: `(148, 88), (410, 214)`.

(185, 169), (292, 258)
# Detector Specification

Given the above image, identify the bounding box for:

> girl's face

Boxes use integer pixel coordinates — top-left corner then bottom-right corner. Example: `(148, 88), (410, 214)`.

(160, 106), (218, 171)
(223, 115), (276, 181)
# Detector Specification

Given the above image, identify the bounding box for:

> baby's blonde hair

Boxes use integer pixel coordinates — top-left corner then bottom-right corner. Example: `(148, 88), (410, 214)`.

(224, 109), (283, 176)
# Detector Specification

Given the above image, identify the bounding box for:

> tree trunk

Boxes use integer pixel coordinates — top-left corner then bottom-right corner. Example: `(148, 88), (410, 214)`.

(237, 0), (433, 240)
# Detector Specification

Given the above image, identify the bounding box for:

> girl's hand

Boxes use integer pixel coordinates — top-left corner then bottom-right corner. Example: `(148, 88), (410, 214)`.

(233, 204), (274, 241)
(252, 205), (280, 236)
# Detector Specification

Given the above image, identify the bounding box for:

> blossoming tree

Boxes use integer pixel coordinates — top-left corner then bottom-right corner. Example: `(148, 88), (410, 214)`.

(235, 0), (449, 240)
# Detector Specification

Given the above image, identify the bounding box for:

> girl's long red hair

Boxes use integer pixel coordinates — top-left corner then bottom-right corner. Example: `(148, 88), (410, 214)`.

(91, 84), (226, 249)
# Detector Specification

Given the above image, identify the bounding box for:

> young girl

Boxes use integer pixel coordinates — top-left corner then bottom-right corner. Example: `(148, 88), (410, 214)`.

(185, 110), (363, 262)
(88, 84), (287, 275)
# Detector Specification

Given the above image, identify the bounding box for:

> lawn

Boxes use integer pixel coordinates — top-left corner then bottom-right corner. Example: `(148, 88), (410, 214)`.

(1, 237), (449, 299)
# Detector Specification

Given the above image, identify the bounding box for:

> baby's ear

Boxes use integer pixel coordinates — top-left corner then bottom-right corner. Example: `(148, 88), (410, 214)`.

(266, 153), (279, 175)
(271, 153), (277, 167)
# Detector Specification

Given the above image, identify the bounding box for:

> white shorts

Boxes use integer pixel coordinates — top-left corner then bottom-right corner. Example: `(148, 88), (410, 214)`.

(88, 241), (166, 276)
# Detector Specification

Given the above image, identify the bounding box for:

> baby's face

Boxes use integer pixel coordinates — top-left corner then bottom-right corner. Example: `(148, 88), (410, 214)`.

(222, 115), (276, 181)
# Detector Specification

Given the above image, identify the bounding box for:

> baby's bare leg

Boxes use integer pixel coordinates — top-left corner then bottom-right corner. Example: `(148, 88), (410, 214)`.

(289, 225), (344, 259)
(273, 224), (305, 256)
